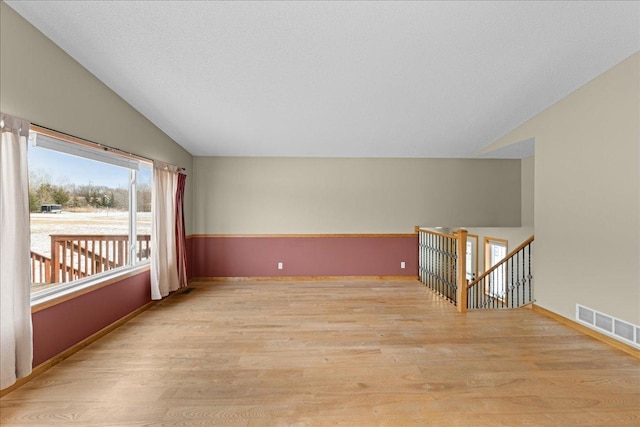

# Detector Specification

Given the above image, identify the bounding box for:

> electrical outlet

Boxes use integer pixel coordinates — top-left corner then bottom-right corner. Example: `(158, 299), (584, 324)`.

(278, 262), (283, 270)
(401, 261), (406, 269)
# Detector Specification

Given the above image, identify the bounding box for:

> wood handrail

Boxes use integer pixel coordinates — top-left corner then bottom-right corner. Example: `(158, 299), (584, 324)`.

(30, 250), (50, 261)
(466, 235), (534, 290)
(50, 234), (151, 241)
(417, 228), (459, 239)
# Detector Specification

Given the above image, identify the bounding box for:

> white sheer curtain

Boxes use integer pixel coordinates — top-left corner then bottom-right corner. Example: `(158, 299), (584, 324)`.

(150, 160), (180, 300)
(0, 113), (33, 389)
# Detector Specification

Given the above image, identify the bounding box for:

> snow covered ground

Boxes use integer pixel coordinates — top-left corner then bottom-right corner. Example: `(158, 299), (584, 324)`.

(30, 210), (151, 257)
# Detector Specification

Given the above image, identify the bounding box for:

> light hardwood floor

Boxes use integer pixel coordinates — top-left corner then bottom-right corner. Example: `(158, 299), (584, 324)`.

(1, 280), (639, 426)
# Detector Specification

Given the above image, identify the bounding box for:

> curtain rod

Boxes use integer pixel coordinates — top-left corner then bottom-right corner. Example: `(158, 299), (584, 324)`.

(32, 123), (186, 171)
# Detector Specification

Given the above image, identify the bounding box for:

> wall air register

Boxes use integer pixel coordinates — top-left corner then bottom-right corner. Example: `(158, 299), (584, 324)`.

(576, 304), (640, 349)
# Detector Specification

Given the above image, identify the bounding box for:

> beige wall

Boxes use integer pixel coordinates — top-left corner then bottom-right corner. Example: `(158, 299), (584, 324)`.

(0, 2), (193, 232)
(482, 53), (640, 325)
(458, 155), (535, 276)
(520, 156), (534, 229)
(193, 157), (521, 234)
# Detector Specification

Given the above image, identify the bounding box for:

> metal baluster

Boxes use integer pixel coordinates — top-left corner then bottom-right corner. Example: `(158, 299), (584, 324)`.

(516, 252), (520, 308)
(421, 232), (423, 284)
(452, 237), (457, 304)
(438, 235), (442, 297)
(451, 236), (455, 303)
(437, 235), (441, 297)
(510, 255), (514, 308)
(426, 233), (431, 289)
(423, 232), (427, 285)
(449, 237), (451, 302)
(428, 234), (431, 290)
(492, 269), (497, 308)
(432, 234), (436, 292)
(527, 244), (532, 303)
(425, 233), (429, 288)
(448, 235), (451, 301)
(419, 232), (423, 284)
(427, 233), (431, 290)
(516, 249), (521, 307)
(421, 233), (424, 285)
(440, 235), (444, 298)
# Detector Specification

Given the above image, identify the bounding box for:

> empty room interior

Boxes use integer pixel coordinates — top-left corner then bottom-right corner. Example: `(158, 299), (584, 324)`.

(1, 1), (639, 425)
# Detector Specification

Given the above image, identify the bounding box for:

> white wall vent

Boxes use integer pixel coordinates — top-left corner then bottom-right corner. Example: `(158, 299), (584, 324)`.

(577, 305), (594, 323)
(594, 312), (613, 332)
(614, 320), (634, 342)
(576, 304), (640, 349)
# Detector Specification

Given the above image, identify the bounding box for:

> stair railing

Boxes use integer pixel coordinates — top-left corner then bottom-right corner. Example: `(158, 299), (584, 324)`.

(418, 227), (468, 311)
(466, 235), (534, 309)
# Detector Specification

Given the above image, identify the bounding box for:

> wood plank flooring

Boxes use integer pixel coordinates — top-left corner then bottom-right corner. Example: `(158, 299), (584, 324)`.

(1, 280), (639, 426)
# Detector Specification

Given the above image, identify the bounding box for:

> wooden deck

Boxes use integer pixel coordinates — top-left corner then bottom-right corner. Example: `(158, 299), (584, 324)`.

(1, 280), (639, 426)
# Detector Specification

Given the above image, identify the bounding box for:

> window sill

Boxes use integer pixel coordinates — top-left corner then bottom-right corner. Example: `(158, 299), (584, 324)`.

(31, 263), (150, 313)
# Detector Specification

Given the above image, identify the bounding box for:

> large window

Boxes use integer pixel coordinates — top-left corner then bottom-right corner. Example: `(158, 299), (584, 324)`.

(28, 129), (152, 301)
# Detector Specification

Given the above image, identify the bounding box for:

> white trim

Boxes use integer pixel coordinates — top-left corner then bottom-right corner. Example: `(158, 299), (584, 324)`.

(129, 169), (137, 264)
(31, 260), (150, 306)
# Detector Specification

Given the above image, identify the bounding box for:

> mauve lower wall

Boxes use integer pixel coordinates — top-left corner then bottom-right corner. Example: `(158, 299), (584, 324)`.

(32, 270), (151, 366)
(189, 235), (418, 278)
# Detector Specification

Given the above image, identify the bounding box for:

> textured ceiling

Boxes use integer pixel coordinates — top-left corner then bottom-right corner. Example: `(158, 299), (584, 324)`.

(5, 1), (640, 158)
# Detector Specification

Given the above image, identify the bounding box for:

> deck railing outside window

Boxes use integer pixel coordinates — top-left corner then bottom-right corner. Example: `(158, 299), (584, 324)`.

(30, 234), (151, 287)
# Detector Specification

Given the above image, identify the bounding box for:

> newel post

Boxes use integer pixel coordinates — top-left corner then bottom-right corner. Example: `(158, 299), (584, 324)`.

(456, 229), (468, 313)
(51, 236), (59, 284)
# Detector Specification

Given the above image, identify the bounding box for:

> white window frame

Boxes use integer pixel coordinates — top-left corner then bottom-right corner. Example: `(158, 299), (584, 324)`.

(483, 236), (508, 300)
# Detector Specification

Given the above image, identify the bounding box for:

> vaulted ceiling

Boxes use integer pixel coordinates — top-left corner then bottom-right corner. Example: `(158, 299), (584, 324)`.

(5, 1), (639, 158)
